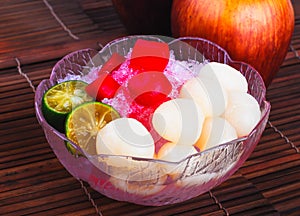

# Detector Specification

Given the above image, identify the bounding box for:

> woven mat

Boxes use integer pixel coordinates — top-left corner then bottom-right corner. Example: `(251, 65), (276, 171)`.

(1, 0), (299, 215)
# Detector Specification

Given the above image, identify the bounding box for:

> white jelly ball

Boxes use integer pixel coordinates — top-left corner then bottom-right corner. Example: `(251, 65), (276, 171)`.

(223, 92), (261, 137)
(152, 98), (205, 145)
(96, 118), (154, 158)
(198, 62), (248, 93)
(179, 75), (227, 117)
(195, 117), (237, 151)
(156, 142), (198, 162)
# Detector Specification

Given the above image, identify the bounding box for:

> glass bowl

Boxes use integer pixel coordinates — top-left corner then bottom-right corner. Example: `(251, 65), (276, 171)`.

(35, 36), (270, 206)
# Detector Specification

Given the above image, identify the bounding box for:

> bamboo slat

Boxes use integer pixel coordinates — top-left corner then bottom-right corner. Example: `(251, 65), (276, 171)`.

(0, 0), (300, 215)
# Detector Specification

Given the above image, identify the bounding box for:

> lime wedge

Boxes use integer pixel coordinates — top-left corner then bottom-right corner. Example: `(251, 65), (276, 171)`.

(65, 101), (120, 155)
(42, 80), (93, 132)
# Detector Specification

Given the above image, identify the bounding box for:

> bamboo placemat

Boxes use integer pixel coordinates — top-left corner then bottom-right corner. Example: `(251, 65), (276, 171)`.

(1, 0), (299, 215)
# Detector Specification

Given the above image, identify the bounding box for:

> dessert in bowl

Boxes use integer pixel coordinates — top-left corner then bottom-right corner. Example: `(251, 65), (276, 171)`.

(35, 35), (270, 206)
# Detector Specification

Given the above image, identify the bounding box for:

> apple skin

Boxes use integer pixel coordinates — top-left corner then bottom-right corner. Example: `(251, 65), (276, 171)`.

(171, 0), (294, 86)
(112, 0), (173, 36)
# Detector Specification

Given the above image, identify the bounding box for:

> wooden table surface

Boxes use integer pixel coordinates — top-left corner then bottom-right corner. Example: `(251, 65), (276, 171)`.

(1, 0), (299, 215)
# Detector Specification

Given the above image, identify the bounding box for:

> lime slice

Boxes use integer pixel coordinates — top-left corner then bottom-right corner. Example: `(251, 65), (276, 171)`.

(42, 80), (93, 132)
(65, 101), (120, 155)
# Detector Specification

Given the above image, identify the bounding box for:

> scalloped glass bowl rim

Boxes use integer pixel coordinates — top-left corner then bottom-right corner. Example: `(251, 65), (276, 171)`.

(35, 35), (270, 166)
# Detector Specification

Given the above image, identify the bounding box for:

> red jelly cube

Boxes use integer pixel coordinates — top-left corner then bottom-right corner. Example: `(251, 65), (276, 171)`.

(127, 72), (172, 107)
(85, 73), (121, 101)
(135, 92), (171, 107)
(98, 53), (125, 74)
(129, 39), (170, 72)
(128, 101), (155, 131)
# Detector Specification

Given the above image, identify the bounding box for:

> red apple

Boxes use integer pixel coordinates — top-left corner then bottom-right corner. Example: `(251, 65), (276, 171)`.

(171, 0), (294, 87)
